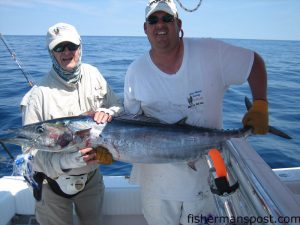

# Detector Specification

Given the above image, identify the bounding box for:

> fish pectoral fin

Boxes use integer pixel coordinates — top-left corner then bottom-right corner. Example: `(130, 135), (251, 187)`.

(175, 117), (188, 126)
(74, 128), (92, 138)
(244, 96), (292, 139)
(94, 146), (113, 165)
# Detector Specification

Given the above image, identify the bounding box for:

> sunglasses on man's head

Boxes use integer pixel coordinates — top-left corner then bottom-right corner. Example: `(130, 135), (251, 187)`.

(147, 14), (175, 25)
(53, 42), (80, 53)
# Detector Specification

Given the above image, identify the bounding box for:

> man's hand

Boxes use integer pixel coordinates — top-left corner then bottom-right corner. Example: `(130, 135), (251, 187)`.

(94, 146), (113, 165)
(94, 108), (114, 124)
(242, 100), (269, 134)
(59, 148), (98, 170)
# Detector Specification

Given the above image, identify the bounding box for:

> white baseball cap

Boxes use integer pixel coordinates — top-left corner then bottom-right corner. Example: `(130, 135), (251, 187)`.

(145, 0), (178, 19)
(46, 23), (81, 51)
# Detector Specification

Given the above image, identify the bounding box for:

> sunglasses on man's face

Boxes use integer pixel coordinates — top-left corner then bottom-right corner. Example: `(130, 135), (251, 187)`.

(147, 14), (175, 25)
(53, 42), (80, 53)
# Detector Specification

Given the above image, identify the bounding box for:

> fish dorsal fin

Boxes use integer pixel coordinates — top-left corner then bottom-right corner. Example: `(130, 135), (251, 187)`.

(115, 113), (190, 128)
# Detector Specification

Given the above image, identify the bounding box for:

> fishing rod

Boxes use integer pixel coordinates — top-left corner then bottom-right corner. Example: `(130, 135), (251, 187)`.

(0, 142), (14, 160)
(0, 33), (34, 87)
(0, 33), (36, 160)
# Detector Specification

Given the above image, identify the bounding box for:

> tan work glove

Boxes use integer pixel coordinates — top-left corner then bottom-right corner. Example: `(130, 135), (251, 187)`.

(94, 146), (113, 165)
(242, 100), (269, 134)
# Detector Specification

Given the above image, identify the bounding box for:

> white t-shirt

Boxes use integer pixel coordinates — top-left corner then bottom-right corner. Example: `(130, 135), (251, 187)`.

(124, 38), (254, 201)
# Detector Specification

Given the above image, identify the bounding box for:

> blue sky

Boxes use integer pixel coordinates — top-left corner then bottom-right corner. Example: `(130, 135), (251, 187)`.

(0, 0), (299, 40)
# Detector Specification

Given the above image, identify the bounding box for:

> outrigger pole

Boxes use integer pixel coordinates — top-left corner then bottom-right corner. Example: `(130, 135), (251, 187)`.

(0, 33), (34, 87)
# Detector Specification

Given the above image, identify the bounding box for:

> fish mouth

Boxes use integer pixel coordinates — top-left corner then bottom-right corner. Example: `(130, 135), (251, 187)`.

(0, 137), (32, 148)
(0, 128), (28, 144)
(0, 136), (66, 153)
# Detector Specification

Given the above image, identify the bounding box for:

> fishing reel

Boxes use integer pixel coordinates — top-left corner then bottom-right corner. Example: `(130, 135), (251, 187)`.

(14, 153), (39, 189)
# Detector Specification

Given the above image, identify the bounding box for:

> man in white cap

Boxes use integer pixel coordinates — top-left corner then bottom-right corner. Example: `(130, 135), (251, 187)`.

(21, 22), (123, 225)
(124, 0), (269, 224)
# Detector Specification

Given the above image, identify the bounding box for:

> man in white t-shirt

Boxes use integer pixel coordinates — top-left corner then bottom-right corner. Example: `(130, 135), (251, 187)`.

(124, 0), (269, 225)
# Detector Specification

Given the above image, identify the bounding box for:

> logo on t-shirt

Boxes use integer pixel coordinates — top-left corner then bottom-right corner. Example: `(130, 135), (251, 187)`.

(187, 90), (203, 108)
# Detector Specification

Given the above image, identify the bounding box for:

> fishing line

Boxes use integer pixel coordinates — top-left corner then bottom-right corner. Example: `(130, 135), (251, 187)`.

(0, 33), (35, 87)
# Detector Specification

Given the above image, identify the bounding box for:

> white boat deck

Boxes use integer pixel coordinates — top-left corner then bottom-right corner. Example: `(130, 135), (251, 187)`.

(0, 176), (148, 225)
(273, 167), (300, 202)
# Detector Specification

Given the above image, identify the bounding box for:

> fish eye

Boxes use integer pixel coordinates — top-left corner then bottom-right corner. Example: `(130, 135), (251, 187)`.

(36, 125), (45, 134)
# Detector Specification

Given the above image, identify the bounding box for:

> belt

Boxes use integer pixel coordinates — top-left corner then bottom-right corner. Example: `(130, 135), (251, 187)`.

(46, 170), (97, 199)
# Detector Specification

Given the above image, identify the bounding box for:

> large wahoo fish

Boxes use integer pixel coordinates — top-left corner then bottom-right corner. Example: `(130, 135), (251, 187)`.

(0, 99), (291, 164)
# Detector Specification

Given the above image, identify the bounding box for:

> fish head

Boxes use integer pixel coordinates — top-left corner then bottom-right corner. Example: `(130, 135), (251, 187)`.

(0, 121), (93, 152)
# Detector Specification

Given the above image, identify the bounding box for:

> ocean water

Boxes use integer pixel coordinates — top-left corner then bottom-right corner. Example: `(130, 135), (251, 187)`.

(0, 36), (299, 178)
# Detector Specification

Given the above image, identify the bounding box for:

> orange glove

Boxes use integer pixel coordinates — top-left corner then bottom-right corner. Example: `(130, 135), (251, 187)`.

(242, 100), (269, 134)
(94, 146), (113, 165)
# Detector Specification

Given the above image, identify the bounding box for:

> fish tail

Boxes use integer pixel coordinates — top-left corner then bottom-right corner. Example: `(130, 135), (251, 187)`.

(244, 96), (292, 139)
